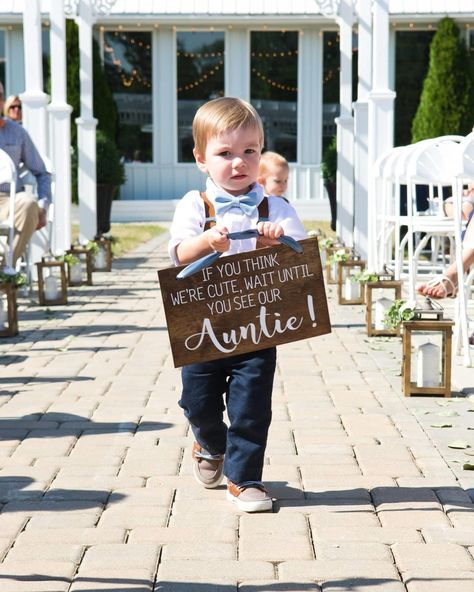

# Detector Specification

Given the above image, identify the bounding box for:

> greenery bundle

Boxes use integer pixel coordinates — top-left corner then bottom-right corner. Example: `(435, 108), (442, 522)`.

(384, 299), (416, 329)
(0, 270), (26, 288)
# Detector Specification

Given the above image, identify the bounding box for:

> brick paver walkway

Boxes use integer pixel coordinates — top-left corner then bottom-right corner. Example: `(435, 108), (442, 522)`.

(0, 233), (473, 591)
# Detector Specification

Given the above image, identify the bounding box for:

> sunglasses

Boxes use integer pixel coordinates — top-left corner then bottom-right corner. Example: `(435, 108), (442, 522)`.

(9, 105), (22, 111)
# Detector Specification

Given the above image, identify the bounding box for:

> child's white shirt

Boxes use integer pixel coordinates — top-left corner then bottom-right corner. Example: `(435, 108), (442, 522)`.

(168, 178), (307, 265)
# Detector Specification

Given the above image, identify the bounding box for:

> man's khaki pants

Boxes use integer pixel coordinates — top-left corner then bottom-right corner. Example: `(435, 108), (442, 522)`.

(0, 192), (39, 267)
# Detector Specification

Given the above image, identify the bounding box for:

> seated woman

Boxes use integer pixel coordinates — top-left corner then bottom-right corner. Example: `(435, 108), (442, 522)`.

(417, 213), (474, 299)
(443, 181), (474, 221)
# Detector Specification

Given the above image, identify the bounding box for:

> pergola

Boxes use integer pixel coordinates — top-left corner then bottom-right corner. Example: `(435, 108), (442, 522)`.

(22, 0), (392, 267)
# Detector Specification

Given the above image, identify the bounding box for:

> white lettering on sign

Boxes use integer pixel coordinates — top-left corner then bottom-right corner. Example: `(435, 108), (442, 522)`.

(170, 286), (205, 305)
(184, 305), (304, 353)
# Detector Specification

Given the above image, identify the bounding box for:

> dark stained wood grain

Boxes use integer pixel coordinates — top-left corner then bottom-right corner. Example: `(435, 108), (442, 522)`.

(158, 238), (331, 367)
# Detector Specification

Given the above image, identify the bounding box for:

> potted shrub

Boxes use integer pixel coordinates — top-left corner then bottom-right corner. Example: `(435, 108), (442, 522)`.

(96, 131), (125, 236)
(321, 136), (337, 231)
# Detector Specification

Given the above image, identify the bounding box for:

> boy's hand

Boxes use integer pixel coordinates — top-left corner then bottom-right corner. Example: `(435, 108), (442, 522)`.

(256, 221), (284, 246)
(206, 225), (230, 253)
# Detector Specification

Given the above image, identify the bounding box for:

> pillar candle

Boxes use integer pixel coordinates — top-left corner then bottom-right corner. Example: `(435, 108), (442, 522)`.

(0, 294), (6, 328)
(416, 341), (440, 388)
(374, 297), (393, 330)
(70, 262), (82, 284)
(345, 276), (360, 300)
(94, 247), (106, 270)
(44, 274), (59, 301)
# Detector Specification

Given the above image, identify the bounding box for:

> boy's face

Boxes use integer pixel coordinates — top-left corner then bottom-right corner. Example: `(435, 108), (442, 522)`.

(194, 127), (262, 196)
(258, 163), (289, 197)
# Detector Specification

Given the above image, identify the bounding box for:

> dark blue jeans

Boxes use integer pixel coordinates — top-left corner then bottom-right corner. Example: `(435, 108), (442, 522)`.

(180, 347), (277, 485)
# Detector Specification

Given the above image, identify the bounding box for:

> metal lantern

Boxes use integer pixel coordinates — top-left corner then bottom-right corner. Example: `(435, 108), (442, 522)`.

(366, 272), (403, 336)
(66, 245), (93, 286)
(0, 282), (18, 337)
(92, 236), (112, 272)
(36, 256), (68, 306)
(325, 245), (351, 284)
(337, 256), (366, 305)
(402, 298), (454, 398)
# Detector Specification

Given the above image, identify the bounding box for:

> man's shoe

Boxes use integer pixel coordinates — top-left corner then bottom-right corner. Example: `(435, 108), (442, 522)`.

(192, 442), (224, 488)
(226, 480), (273, 512)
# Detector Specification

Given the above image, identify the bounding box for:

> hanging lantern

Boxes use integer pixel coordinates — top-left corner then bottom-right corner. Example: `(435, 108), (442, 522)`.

(325, 244), (351, 285)
(402, 298), (454, 398)
(36, 256), (68, 306)
(337, 255), (366, 305)
(66, 244), (93, 287)
(92, 236), (113, 272)
(366, 271), (403, 336)
(0, 281), (18, 337)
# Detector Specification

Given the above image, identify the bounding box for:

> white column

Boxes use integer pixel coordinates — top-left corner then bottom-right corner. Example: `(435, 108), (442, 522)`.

(20, 0), (48, 155)
(335, 0), (355, 246)
(156, 27), (175, 167)
(299, 29), (323, 167)
(20, 0), (50, 275)
(48, 0), (73, 253)
(225, 28), (250, 100)
(299, 28), (323, 204)
(353, 0), (372, 261)
(76, 0), (98, 241)
(367, 0), (396, 269)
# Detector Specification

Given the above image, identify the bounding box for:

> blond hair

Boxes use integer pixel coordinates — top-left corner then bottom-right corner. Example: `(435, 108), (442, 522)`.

(3, 95), (21, 118)
(193, 97), (264, 155)
(259, 151), (289, 177)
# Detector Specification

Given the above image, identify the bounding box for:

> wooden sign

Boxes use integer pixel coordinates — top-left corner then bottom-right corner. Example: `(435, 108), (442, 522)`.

(158, 238), (331, 367)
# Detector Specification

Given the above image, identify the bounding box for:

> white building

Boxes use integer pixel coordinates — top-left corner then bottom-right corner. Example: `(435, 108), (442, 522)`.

(0, 1), (473, 252)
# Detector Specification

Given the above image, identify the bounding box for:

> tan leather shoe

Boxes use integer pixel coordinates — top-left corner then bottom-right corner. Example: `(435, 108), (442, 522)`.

(227, 480), (273, 512)
(192, 442), (224, 488)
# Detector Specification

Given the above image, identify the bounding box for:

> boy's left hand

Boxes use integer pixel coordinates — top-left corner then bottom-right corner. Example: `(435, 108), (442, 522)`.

(256, 221), (284, 246)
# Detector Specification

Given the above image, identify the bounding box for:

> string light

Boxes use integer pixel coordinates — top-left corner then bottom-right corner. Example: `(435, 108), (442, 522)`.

(104, 38), (151, 89)
(251, 68), (297, 93)
(178, 61), (224, 93)
(250, 50), (298, 58)
(177, 51), (224, 58)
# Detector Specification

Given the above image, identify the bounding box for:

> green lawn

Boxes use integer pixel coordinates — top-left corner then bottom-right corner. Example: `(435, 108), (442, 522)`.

(72, 223), (167, 258)
(303, 220), (336, 239)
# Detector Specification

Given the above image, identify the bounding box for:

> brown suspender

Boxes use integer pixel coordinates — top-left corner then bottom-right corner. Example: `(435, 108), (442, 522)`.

(200, 191), (269, 232)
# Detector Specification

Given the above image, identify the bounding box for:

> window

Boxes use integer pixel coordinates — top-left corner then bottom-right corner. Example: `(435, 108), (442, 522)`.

(177, 31), (225, 162)
(103, 31), (152, 163)
(250, 31), (298, 162)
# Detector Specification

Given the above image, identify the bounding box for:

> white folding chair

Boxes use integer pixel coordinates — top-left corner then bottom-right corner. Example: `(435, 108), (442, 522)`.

(0, 148), (17, 270)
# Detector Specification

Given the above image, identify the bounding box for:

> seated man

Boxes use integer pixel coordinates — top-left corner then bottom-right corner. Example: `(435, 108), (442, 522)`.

(0, 81), (51, 268)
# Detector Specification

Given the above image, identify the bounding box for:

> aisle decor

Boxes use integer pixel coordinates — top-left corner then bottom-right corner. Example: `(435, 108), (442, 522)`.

(0, 268), (25, 337)
(326, 244), (351, 284)
(66, 243), (94, 286)
(337, 253), (366, 305)
(390, 298), (454, 398)
(36, 254), (68, 306)
(364, 270), (403, 336)
(158, 238), (331, 367)
(92, 236), (113, 272)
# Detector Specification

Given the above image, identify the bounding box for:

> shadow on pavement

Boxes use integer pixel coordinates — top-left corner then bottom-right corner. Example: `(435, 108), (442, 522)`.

(0, 376), (94, 388)
(271, 482), (474, 509)
(0, 476), (126, 507)
(0, 412), (173, 440)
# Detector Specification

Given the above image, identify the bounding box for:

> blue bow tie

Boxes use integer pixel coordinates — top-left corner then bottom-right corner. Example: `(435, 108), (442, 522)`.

(214, 191), (260, 217)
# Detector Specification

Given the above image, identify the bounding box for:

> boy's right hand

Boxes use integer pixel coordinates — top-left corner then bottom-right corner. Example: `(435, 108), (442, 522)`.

(206, 225), (230, 253)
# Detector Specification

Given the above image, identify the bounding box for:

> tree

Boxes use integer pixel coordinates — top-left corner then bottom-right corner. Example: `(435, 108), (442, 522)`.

(66, 20), (118, 143)
(411, 17), (473, 142)
(65, 19), (118, 201)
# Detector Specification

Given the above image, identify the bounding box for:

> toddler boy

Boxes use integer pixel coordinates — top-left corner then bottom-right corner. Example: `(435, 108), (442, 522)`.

(257, 150), (289, 201)
(168, 97), (306, 512)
